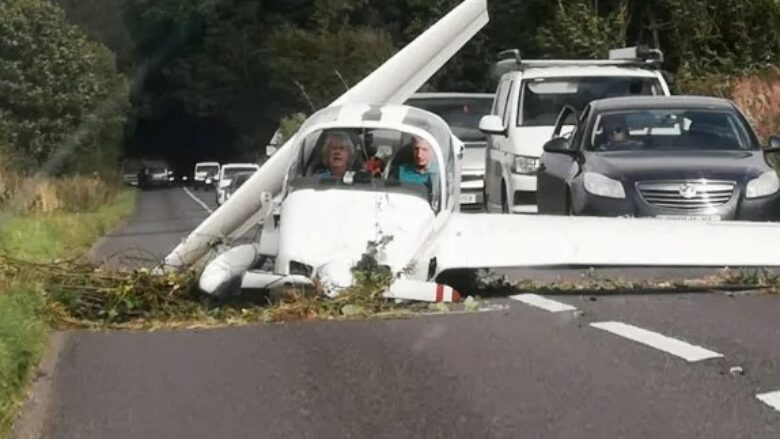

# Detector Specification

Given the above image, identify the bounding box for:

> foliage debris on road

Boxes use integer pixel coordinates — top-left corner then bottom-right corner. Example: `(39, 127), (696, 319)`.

(3, 254), (778, 330)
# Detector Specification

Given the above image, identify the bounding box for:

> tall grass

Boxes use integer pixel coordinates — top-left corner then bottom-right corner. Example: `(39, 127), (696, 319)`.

(0, 171), (120, 214)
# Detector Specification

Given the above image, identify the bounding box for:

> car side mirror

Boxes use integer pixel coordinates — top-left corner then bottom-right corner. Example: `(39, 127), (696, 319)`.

(479, 115), (506, 136)
(543, 137), (575, 155)
(765, 135), (780, 153)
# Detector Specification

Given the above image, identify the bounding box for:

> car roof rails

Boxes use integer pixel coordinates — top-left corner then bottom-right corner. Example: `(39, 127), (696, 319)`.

(495, 45), (664, 75)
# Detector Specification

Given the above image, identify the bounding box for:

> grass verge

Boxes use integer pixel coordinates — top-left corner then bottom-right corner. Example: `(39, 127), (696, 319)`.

(0, 189), (135, 435)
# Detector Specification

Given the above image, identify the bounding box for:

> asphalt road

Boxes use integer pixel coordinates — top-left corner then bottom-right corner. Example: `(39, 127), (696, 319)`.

(18, 188), (780, 438)
(89, 186), (216, 269)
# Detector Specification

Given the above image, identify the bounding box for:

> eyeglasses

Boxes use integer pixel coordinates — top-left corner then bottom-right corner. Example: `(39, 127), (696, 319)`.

(608, 126), (625, 134)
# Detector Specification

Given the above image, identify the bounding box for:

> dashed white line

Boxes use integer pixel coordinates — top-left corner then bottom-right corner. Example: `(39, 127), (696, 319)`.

(590, 321), (724, 363)
(510, 294), (577, 313)
(182, 187), (214, 214)
(757, 391), (780, 412)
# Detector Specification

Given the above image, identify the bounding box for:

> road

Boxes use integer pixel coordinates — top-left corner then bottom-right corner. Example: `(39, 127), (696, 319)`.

(18, 188), (780, 438)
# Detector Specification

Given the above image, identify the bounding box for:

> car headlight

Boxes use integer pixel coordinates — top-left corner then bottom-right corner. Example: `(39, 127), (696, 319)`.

(584, 172), (626, 199)
(512, 155), (540, 175)
(746, 171), (780, 198)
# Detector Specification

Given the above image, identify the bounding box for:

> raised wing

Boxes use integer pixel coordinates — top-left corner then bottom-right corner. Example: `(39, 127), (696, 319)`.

(164, 0), (489, 268)
(432, 214), (780, 274)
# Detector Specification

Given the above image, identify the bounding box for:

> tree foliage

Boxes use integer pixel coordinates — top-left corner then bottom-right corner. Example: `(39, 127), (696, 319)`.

(266, 27), (396, 109)
(39, 0), (780, 165)
(0, 0), (128, 174)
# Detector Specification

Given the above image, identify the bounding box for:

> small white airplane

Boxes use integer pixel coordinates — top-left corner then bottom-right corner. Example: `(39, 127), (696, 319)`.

(164, 0), (780, 302)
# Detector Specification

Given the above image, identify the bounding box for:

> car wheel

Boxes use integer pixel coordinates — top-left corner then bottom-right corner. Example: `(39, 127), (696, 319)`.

(501, 185), (510, 214)
(565, 191), (575, 216)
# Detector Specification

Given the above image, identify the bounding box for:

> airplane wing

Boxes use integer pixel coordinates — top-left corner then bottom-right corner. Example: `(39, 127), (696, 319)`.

(432, 213), (780, 274)
(164, 0), (489, 268)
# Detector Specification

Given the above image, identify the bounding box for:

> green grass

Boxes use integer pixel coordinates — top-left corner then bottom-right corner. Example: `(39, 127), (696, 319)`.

(0, 190), (135, 262)
(0, 189), (135, 435)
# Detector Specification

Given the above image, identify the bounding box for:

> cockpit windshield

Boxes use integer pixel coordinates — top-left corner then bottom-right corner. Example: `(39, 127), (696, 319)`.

(288, 127), (445, 210)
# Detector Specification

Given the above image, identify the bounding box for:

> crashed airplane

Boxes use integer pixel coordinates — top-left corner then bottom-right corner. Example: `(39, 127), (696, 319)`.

(164, 0), (780, 303)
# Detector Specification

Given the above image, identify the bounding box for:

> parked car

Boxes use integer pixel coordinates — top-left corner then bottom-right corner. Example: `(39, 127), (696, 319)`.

(537, 95), (780, 221)
(193, 161), (220, 190)
(121, 159), (143, 186)
(216, 163), (260, 206)
(405, 92), (494, 211)
(480, 46), (671, 213)
(138, 160), (174, 190)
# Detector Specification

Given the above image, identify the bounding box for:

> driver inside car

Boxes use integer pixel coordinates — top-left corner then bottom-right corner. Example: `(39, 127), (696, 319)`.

(598, 115), (643, 151)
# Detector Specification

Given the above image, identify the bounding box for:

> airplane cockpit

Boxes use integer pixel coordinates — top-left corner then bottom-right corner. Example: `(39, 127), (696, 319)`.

(283, 105), (460, 213)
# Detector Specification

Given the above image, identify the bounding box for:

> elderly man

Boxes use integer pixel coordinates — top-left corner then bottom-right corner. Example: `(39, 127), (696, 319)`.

(318, 132), (355, 178)
(398, 136), (437, 189)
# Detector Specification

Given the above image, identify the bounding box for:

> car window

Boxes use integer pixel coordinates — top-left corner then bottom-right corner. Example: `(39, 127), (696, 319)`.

(494, 80), (512, 123)
(519, 77), (662, 127)
(223, 167), (257, 179)
(405, 97), (493, 143)
(589, 109), (756, 151)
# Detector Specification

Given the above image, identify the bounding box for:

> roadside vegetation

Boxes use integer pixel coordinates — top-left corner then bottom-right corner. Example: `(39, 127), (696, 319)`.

(0, 180), (134, 434)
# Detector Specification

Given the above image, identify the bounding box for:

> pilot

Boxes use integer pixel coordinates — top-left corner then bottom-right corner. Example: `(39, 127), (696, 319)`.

(398, 136), (437, 190)
(317, 132), (355, 178)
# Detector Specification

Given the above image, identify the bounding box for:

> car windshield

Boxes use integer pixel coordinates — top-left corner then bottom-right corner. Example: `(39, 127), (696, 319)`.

(589, 109), (756, 151)
(405, 96), (493, 143)
(520, 77), (662, 127)
(288, 127), (444, 210)
(196, 165), (218, 175)
(223, 167), (256, 179)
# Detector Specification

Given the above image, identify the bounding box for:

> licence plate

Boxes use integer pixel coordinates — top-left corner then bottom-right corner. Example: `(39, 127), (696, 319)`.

(460, 193), (477, 204)
(656, 215), (721, 221)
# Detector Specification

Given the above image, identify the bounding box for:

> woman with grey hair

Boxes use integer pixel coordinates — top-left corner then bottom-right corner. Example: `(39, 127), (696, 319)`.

(318, 131), (355, 178)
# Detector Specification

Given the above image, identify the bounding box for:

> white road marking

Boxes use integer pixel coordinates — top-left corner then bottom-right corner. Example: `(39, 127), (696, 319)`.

(757, 391), (780, 412)
(510, 294), (577, 313)
(590, 321), (724, 363)
(182, 187), (214, 214)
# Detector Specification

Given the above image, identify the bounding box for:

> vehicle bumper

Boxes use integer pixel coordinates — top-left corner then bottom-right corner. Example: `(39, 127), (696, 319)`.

(572, 188), (780, 221)
(510, 173), (538, 213)
(460, 174), (485, 211)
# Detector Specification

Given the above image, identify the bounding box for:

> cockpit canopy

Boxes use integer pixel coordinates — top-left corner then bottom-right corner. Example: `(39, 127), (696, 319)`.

(285, 104), (460, 212)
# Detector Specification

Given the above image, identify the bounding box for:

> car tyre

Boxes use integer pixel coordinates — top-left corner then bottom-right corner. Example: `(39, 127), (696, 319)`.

(501, 184), (510, 214)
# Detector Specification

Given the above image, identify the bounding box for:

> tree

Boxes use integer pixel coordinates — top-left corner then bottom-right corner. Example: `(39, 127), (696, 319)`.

(266, 27), (396, 109)
(536, 0), (630, 59)
(0, 0), (128, 174)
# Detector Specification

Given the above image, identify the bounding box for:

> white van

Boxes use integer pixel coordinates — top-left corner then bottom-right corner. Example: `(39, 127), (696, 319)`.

(215, 163), (260, 206)
(193, 162), (220, 190)
(479, 46), (671, 213)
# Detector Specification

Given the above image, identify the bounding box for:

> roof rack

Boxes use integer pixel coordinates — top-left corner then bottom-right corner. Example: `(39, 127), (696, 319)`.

(495, 46), (664, 74)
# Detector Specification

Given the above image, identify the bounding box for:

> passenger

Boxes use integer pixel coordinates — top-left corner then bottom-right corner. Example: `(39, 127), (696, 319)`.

(398, 136), (437, 190)
(317, 132), (355, 178)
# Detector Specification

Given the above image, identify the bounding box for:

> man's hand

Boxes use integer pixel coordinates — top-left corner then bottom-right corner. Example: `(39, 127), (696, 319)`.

(365, 158), (384, 177)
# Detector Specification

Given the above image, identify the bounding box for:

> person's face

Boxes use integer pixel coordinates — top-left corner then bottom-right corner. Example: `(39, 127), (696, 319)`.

(412, 138), (431, 169)
(607, 124), (627, 142)
(325, 138), (351, 173)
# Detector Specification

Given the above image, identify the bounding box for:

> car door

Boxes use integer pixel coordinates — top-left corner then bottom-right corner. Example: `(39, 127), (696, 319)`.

(485, 78), (514, 211)
(538, 106), (584, 214)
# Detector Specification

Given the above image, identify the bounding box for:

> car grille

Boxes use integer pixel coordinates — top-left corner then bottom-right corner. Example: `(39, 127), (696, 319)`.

(637, 180), (736, 210)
